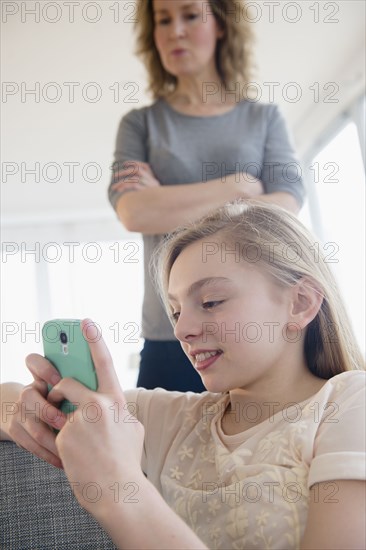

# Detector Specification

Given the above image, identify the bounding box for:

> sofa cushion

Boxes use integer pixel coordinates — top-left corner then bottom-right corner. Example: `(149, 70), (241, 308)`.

(0, 441), (117, 549)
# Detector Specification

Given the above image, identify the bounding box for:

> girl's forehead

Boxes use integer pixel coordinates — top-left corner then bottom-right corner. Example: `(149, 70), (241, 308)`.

(174, 238), (224, 267)
(167, 238), (260, 291)
(173, 236), (248, 266)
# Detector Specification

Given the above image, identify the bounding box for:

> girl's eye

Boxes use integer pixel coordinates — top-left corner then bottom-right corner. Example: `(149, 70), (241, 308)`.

(202, 301), (223, 310)
(171, 301), (223, 322)
(186, 13), (198, 20)
(171, 311), (180, 323)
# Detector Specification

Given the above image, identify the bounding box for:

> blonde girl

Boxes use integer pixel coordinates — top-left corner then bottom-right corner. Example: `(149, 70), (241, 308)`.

(1, 202), (365, 549)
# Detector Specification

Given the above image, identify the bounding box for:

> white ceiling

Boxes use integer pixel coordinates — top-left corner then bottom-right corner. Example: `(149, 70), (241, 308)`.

(2, 0), (365, 224)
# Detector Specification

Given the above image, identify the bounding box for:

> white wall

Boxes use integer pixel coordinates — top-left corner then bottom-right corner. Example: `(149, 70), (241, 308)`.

(2, 0), (365, 224)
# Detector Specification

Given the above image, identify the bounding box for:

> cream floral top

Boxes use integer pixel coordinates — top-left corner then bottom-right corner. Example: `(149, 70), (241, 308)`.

(125, 371), (365, 549)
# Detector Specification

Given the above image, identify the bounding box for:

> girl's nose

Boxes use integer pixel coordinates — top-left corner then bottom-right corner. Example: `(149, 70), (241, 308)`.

(174, 311), (202, 344)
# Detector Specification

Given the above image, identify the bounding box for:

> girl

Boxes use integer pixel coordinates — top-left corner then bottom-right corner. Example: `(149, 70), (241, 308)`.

(1, 202), (365, 549)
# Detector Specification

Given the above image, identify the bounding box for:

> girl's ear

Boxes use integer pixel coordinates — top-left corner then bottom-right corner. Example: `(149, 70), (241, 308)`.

(288, 277), (324, 330)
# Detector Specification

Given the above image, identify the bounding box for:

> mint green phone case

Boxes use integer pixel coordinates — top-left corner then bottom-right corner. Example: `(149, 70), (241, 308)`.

(42, 319), (98, 415)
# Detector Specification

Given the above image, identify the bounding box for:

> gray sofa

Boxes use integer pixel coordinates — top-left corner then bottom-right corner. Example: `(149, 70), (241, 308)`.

(0, 441), (118, 549)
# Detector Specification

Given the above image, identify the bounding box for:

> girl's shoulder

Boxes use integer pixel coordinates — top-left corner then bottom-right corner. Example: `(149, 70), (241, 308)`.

(321, 369), (365, 396)
(124, 387), (226, 425)
(303, 370), (366, 420)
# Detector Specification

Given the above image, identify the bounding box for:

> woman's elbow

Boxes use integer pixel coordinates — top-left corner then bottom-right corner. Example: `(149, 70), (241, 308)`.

(115, 196), (140, 232)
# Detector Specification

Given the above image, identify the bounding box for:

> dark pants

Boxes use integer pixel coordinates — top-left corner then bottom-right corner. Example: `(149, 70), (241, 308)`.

(137, 339), (206, 392)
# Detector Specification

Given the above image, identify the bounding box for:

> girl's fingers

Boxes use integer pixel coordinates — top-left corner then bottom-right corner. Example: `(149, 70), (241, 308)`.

(11, 423), (63, 469)
(48, 320), (122, 399)
(31, 378), (49, 398)
(25, 353), (62, 387)
(47, 377), (90, 408)
(81, 319), (122, 394)
(20, 384), (67, 430)
(9, 386), (64, 467)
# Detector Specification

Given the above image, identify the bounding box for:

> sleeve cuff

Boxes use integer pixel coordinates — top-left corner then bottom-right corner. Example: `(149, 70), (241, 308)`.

(308, 452), (366, 488)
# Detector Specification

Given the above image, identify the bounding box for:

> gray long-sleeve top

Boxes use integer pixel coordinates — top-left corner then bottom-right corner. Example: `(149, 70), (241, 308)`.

(108, 98), (305, 341)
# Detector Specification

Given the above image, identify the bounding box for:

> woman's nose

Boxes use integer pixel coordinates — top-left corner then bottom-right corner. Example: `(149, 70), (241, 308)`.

(169, 17), (187, 39)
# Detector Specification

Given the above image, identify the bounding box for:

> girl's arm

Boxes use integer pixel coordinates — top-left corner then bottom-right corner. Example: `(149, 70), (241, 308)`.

(0, 362), (65, 468)
(300, 480), (366, 549)
(0, 382), (24, 440)
(48, 319), (208, 549)
(95, 475), (208, 550)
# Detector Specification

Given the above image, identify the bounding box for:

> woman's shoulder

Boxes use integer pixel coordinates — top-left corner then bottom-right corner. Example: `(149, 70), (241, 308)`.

(118, 99), (174, 130)
(233, 99), (286, 123)
(119, 102), (154, 123)
(235, 98), (278, 112)
(115, 101), (164, 138)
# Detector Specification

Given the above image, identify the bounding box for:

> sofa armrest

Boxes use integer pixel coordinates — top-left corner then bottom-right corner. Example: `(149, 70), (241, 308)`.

(0, 441), (117, 549)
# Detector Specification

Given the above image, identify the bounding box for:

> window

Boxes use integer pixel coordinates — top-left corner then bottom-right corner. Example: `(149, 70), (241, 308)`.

(1, 236), (144, 387)
(307, 117), (365, 354)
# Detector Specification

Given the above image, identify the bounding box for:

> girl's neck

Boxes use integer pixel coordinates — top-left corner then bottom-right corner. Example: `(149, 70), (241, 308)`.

(223, 368), (327, 436)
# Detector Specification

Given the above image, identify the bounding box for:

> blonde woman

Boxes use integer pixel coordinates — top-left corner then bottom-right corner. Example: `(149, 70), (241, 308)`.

(1, 202), (365, 549)
(108, 0), (305, 392)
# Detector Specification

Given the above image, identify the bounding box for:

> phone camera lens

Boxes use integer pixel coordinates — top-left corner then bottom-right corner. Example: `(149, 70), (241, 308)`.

(60, 332), (68, 344)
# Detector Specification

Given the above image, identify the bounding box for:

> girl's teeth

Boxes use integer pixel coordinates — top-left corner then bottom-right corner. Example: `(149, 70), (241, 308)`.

(196, 351), (218, 362)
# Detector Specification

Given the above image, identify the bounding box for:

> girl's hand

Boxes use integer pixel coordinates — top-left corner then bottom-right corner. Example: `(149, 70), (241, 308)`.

(111, 160), (160, 193)
(48, 319), (145, 515)
(6, 355), (67, 468)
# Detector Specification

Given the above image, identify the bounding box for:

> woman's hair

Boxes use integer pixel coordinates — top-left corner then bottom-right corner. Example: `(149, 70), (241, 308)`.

(153, 202), (365, 379)
(134, 0), (255, 99)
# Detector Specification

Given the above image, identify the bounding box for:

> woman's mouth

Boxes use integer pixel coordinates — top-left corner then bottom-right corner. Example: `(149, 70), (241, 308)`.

(171, 49), (187, 57)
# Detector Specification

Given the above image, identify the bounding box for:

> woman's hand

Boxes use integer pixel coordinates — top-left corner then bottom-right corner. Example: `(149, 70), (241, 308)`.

(5, 355), (66, 468)
(235, 172), (264, 199)
(111, 160), (160, 193)
(48, 319), (145, 516)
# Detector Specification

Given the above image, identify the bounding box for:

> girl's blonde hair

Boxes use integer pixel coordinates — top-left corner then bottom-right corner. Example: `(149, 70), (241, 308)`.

(154, 202), (364, 379)
(134, 0), (255, 99)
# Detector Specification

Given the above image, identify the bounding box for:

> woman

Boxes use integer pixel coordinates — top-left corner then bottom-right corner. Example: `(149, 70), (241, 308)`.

(1, 202), (365, 549)
(108, 0), (305, 392)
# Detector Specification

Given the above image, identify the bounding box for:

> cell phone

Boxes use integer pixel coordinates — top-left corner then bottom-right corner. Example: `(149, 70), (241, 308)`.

(42, 319), (98, 415)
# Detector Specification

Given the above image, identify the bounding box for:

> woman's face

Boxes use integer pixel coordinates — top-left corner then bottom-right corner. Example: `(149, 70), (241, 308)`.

(152, 0), (223, 79)
(167, 236), (296, 393)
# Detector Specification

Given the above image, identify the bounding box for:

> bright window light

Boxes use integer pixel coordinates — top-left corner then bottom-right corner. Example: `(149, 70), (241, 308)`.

(1, 239), (144, 388)
(311, 121), (365, 354)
